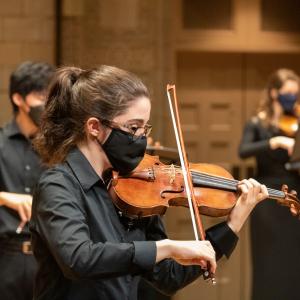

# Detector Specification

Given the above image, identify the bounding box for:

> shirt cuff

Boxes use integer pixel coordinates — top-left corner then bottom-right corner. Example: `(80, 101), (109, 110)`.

(205, 221), (238, 259)
(132, 241), (157, 271)
(259, 140), (271, 151)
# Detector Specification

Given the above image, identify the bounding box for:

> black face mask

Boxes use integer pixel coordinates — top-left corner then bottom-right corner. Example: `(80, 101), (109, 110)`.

(101, 128), (147, 175)
(278, 93), (298, 115)
(28, 105), (44, 126)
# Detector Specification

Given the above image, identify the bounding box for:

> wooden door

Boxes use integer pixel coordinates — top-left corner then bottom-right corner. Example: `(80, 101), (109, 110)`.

(164, 51), (244, 300)
(164, 51), (300, 300)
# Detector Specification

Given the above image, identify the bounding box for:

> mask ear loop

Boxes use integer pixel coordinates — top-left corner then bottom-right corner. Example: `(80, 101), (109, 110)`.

(95, 118), (112, 146)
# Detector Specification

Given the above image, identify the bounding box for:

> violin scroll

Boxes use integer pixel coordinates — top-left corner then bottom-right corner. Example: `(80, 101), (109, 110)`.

(279, 185), (300, 218)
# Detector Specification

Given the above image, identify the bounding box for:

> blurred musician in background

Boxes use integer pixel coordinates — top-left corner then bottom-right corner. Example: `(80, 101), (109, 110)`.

(239, 68), (300, 300)
(0, 61), (54, 300)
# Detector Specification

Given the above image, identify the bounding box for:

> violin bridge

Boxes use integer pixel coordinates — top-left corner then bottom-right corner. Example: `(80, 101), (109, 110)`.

(169, 164), (176, 184)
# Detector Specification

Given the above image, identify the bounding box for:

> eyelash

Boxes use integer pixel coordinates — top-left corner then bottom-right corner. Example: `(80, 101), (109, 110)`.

(128, 125), (139, 132)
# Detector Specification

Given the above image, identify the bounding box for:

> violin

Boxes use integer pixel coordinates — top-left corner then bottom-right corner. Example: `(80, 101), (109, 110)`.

(108, 154), (300, 219)
(278, 104), (300, 137)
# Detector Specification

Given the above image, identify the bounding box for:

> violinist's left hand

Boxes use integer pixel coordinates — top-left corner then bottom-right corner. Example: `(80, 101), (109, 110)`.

(269, 136), (295, 156)
(227, 178), (268, 234)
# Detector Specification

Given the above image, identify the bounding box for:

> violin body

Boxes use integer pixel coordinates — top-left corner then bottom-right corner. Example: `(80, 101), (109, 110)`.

(109, 154), (237, 218)
(278, 104), (300, 137)
(278, 114), (299, 137)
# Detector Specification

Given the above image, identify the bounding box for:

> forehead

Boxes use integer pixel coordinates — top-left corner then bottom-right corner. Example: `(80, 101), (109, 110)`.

(25, 91), (47, 103)
(280, 80), (299, 93)
(113, 96), (151, 123)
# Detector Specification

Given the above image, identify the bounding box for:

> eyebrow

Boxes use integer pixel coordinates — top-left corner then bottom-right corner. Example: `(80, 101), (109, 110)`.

(126, 119), (146, 124)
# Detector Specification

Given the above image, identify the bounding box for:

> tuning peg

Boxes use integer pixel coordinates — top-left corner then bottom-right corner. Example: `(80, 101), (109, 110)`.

(281, 184), (289, 193)
(290, 205), (298, 217)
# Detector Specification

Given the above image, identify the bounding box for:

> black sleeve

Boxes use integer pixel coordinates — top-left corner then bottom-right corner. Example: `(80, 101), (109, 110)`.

(239, 121), (270, 159)
(142, 216), (238, 296)
(206, 221), (238, 260)
(33, 171), (157, 280)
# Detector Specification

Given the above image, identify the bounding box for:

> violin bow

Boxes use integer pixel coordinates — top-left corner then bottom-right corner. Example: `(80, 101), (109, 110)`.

(166, 84), (216, 285)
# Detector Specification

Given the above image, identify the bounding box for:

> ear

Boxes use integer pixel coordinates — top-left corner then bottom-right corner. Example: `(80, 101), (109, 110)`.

(12, 93), (27, 110)
(86, 117), (102, 138)
(270, 88), (278, 100)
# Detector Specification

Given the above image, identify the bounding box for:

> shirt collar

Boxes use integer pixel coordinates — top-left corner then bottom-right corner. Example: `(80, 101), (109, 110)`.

(66, 147), (102, 191)
(3, 119), (22, 138)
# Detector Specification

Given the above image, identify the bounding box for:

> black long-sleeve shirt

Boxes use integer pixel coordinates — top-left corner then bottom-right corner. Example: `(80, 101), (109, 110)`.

(0, 120), (44, 238)
(30, 147), (238, 300)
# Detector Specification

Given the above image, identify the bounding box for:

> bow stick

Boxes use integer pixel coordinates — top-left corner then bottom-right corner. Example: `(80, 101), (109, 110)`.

(166, 84), (216, 285)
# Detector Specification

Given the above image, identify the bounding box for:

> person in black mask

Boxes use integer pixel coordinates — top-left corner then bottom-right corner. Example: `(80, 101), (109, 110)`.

(30, 65), (269, 300)
(239, 68), (300, 300)
(0, 61), (54, 300)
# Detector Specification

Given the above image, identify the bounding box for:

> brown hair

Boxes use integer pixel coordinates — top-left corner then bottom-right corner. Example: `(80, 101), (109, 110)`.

(34, 65), (150, 166)
(256, 68), (299, 126)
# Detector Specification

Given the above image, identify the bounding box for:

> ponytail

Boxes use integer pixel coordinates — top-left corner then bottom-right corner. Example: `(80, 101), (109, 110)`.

(34, 67), (85, 166)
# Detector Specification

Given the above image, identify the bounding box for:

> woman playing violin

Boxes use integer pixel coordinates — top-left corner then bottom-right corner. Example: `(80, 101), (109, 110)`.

(239, 68), (300, 300)
(30, 65), (268, 300)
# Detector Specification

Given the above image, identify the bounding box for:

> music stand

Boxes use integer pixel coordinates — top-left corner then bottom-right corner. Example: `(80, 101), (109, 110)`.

(146, 145), (180, 165)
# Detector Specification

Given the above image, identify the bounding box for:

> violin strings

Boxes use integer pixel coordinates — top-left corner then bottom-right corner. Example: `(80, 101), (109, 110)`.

(154, 165), (238, 190)
(190, 171), (285, 197)
(132, 165), (285, 197)
(191, 172), (284, 197)
(155, 165), (285, 198)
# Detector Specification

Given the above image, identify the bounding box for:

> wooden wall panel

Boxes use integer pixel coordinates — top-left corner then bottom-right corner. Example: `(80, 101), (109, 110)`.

(61, 0), (172, 142)
(261, 0), (300, 32)
(175, 0), (300, 53)
(0, 0), (56, 125)
(165, 52), (243, 165)
(182, 0), (232, 30)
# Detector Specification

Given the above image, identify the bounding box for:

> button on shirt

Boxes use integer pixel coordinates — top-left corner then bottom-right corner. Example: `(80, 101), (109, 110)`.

(0, 120), (44, 237)
(30, 147), (238, 300)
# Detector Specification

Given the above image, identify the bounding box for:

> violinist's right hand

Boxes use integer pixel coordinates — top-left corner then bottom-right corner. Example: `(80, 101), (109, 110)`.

(155, 239), (216, 274)
(269, 136), (295, 155)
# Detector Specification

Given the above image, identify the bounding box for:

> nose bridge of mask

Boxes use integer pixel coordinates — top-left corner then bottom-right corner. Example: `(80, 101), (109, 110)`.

(279, 92), (297, 100)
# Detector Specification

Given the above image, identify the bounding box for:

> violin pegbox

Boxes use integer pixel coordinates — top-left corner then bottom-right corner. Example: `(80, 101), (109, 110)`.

(281, 184), (300, 218)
